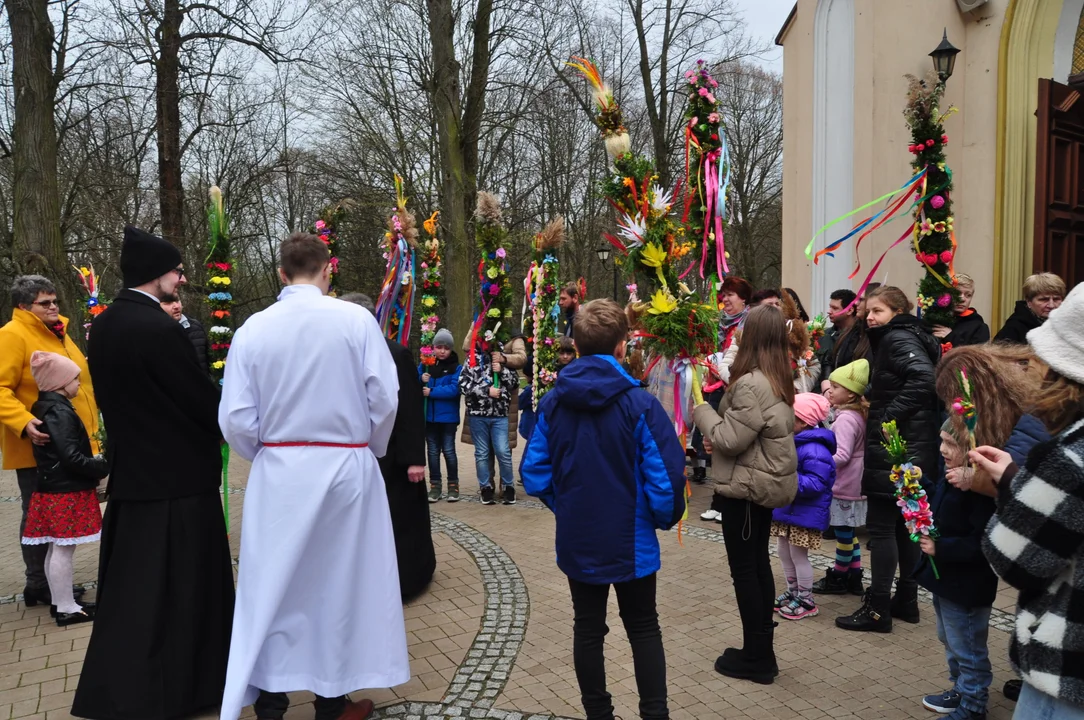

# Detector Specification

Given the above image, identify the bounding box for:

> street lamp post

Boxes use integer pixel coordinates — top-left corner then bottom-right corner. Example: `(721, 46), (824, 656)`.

(595, 246), (617, 301)
(930, 29), (960, 85)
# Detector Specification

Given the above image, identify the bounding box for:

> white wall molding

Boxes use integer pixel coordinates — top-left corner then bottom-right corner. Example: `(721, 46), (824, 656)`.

(810, 0), (856, 315)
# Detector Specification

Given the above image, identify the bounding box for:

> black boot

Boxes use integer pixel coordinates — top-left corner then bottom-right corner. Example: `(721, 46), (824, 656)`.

(22, 586), (50, 607)
(847, 569), (865, 596)
(714, 631), (775, 684)
(835, 591), (892, 633)
(811, 569), (849, 595)
(890, 584), (920, 624)
(692, 466), (707, 484)
(1003, 679), (1022, 702)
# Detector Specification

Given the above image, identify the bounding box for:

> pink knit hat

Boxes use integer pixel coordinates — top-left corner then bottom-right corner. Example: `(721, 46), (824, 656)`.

(30, 351), (81, 393)
(794, 392), (830, 427)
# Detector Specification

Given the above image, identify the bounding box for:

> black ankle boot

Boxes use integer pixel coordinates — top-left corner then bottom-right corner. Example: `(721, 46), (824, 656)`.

(692, 466), (707, 484)
(22, 586), (51, 607)
(847, 569), (865, 596)
(835, 591), (892, 633)
(890, 586), (920, 624)
(811, 569), (849, 595)
(714, 631), (775, 684)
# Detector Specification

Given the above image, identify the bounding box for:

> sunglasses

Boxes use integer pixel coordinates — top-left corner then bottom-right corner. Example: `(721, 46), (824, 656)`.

(32, 299), (59, 308)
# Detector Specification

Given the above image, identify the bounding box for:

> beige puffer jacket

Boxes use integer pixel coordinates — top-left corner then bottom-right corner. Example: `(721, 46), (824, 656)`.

(692, 369), (798, 509)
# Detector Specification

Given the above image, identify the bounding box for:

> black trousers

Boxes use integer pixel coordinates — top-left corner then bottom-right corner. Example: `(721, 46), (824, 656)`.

(255, 691), (345, 720)
(17, 467), (48, 590)
(568, 574), (669, 720)
(719, 498), (775, 648)
(866, 495), (920, 597)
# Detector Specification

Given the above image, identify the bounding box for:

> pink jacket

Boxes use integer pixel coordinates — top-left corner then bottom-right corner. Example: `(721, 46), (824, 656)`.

(829, 409), (866, 501)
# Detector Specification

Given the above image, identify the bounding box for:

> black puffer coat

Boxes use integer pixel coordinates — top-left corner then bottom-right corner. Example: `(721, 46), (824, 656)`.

(183, 316), (210, 376)
(30, 391), (109, 493)
(862, 314), (942, 500)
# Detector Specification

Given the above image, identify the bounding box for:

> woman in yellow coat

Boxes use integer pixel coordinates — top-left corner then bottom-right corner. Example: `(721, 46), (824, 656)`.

(0, 275), (100, 606)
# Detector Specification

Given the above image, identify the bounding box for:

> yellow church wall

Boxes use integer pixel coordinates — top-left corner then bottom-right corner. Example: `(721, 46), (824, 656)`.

(781, 0), (1009, 323)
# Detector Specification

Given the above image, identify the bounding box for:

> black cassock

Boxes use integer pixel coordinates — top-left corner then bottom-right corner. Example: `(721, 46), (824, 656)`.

(378, 340), (435, 602)
(74, 290), (234, 720)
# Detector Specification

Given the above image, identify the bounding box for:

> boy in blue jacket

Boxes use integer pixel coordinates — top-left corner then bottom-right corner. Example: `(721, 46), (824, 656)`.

(918, 420), (998, 720)
(420, 329), (463, 502)
(520, 299), (686, 720)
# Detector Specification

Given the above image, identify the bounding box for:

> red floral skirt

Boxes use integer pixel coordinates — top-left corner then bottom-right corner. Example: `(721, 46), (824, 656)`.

(21, 490), (102, 545)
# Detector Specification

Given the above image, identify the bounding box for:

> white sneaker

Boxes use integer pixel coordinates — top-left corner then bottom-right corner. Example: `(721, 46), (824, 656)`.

(700, 509), (721, 522)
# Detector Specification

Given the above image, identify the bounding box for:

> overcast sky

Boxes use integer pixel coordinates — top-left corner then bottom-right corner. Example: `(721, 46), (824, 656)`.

(737, 0), (793, 72)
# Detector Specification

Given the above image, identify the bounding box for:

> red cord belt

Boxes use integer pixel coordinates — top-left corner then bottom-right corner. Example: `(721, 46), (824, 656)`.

(264, 442), (369, 448)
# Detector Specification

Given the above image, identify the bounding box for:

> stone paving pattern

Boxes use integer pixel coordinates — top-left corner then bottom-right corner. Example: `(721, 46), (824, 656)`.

(0, 438), (1022, 719)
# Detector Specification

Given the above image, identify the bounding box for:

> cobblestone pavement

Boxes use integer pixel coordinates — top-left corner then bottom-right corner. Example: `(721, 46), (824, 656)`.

(0, 439), (1021, 720)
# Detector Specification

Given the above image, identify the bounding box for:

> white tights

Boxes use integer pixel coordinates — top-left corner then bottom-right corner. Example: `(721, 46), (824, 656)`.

(44, 544), (80, 613)
(777, 537), (814, 597)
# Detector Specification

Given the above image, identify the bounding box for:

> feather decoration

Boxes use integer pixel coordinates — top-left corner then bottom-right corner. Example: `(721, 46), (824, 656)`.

(475, 191), (503, 227)
(534, 216), (566, 251)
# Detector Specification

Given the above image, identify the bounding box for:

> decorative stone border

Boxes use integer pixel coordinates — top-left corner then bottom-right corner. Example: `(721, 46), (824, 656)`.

(372, 512), (584, 720)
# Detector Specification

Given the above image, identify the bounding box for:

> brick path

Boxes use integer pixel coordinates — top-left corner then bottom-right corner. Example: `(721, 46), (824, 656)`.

(0, 439), (1021, 719)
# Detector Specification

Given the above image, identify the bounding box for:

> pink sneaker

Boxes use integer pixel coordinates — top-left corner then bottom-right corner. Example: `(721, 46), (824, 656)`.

(779, 595), (819, 620)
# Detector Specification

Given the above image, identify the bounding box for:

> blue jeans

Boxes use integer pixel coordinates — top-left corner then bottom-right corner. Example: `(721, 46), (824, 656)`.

(426, 423), (459, 489)
(933, 595), (992, 712)
(1014, 683), (1084, 720)
(469, 416), (513, 490)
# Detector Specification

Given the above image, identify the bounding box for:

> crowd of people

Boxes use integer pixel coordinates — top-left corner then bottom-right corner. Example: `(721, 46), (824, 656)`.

(1, 221), (1082, 720)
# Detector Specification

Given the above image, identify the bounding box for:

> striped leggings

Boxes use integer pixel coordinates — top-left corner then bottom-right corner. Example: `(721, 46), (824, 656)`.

(833, 525), (862, 573)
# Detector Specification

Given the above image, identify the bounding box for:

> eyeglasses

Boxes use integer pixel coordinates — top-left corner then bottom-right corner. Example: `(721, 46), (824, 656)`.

(173, 267), (186, 277)
(32, 299), (59, 308)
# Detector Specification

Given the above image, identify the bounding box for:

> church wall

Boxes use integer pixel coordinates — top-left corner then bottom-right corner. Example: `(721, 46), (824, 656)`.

(781, 0), (1008, 323)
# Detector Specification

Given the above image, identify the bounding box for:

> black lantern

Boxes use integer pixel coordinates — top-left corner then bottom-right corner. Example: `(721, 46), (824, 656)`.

(596, 246), (617, 300)
(930, 29), (960, 84)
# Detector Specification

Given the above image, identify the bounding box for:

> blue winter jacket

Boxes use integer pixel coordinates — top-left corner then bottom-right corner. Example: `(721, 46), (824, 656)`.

(1005, 414), (1051, 467)
(772, 428), (836, 531)
(418, 352), (462, 425)
(520, 354), (687, 584)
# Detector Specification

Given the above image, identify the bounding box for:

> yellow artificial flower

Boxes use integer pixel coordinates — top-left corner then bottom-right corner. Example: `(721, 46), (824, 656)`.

(487, 308), (501, 318)
(647, 288), (677, 315)
(423, 211), (440, 237)
(221, 277), (231, 286)
(422, 297), (436, 308)
(79, 267), (90, 276)
(486, 267), (498, 279)
(212, 360), (225, 370)
(640, 243), (667, 268)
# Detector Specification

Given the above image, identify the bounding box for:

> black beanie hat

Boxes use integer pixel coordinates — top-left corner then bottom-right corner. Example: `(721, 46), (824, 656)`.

(121, 225), (182, 288)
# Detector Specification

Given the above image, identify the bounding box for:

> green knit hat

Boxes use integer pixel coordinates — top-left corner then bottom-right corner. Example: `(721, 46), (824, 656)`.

(829, 358), (869, 396)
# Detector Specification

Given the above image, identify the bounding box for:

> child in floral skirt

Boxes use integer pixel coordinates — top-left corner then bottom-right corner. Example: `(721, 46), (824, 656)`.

(772, 393), (836, 620)
(21, 352), (108, 626)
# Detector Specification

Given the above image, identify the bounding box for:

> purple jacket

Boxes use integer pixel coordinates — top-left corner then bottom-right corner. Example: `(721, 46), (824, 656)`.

(829, 409), (865, 500)
(773, 428), (836, 531)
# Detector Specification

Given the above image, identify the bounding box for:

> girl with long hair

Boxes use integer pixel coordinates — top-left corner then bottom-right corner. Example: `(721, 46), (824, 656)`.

(692, 305), (798, 684)
(836, 286), (941, 634)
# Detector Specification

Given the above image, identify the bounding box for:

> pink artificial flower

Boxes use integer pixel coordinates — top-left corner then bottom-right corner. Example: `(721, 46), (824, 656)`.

(706, 93), (716, 104)
(421, 262), (428, 269)
(488, 284), (500, 296)
(708, 112), (720, 124)
(710, 78), (718, 88)
(329, 256), (340, 271)
(496, 248), (506, 259)
(937, 294), (952, 308)
(315, 220), (326, 230)
(930, 195), (945, 209)
(698, 87), (709, 98)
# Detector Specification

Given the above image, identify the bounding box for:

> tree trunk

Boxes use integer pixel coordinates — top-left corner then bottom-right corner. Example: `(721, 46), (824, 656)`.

(4, 0), (76, 317)
(156, 0), (186, 251)
(427, 0), (470, 345)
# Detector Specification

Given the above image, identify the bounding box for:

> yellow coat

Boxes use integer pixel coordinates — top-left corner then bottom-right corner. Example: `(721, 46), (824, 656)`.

(0, 309), (100, 470)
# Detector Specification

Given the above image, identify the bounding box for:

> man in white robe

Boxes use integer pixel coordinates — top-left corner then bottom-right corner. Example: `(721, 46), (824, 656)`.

(218, 232), (409, 720)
